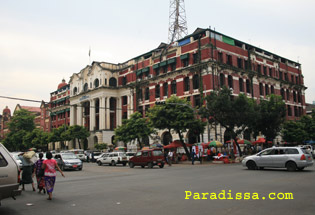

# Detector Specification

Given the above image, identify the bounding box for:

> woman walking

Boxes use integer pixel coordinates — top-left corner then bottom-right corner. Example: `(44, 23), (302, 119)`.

(42, 151), (65, 200)
(19, 152), (36, 191)
(34, 153), (45, 194)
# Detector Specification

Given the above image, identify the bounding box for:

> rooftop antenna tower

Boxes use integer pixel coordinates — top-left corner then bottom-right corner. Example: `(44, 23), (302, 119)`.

(168, 0), (188, 44)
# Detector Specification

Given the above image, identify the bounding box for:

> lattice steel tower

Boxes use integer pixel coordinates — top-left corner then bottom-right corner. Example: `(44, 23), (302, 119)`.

(168, 0), (188, 43)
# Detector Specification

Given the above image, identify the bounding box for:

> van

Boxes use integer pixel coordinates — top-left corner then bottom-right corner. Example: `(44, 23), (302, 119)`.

(0, 143), (22, 205)
(129, 149), (165, 168)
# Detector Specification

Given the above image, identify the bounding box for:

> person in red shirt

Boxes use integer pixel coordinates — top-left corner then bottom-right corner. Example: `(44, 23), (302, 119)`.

(42, 152), (65, 200)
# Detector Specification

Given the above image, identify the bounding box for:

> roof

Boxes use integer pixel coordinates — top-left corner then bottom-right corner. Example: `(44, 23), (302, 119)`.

(20, 106), (41, 113)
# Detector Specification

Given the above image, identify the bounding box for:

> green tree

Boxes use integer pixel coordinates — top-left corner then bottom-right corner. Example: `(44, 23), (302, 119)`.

(61, 125), (90, 149)
(23, 129), (49, 151)
(48, 125), (68, 150)
(253, 94), (286, 143)
(148, 96), (206, 159)
(114, 112), (155, 149)
(282, 120), (308, 143)
(200, 87), (256, 156)
(3, 109), (35, 151)
(94, 143), (108, 151)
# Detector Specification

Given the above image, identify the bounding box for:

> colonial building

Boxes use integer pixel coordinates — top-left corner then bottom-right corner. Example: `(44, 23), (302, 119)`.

(69, 28), (306, 149)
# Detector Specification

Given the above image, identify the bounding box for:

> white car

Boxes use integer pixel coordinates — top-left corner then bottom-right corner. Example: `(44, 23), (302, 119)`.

(126, 152), (136, 161)
(10, 153), (23, 170)
(96, 152), (127, 166)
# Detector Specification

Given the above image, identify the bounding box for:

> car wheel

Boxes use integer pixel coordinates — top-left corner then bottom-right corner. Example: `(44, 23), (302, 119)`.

(246, 161), (257, 170)
(129, 162), (134, 168)
(111, 160), (116, 166)
(141, 165), (145, 168)
(286, 161), (297, 171)
(148, 162), (153, 169)
(159, 164), (164, 168)
(79, 167), (82, 171)
(259, 167), (264, 170)
(297, 167), (304, 171)
(97, 161), (102, 166)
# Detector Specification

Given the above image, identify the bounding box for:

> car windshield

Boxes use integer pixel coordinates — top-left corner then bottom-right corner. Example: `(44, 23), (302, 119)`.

(152, 151), (163, 156)
(61, 154), (77, 159)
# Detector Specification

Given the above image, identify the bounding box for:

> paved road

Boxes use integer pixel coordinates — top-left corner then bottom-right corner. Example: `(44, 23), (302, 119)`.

(1, 162), (315, 215)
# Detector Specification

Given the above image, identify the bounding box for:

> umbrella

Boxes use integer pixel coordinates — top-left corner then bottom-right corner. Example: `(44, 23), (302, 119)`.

(114, 146), (126, 151)
(237, 139), (252, 145)
(141, 146), (150, 150)
(163, 140), (191, 149)
(151, 143), (163, 148)
(253, 138), (266, 144)
(208, 141), (223, 147)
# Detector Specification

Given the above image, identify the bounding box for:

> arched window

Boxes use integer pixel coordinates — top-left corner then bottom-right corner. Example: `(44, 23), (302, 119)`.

(239, 78), (244, 92)
(163, 82), (168, 97)
(293, 91), (297, 102)
(228, 75), (233, 89)
(109, 77), (117, 87)
(184, 77), (190, 91)
(281, 89), (285, 100)
(271, 86), (275, 94)
(265, 85), (269, 95)
(171, 80), (177, 95)
(155, 85), (160, 98)
(73, 87), (78, 95)
(286, 90), (290, 101)
(145, 87), (150, 100)
(220, 73), (225, 87)
(83, 83), (88, 92)
(94, 79), (99, 88)
(259, 83), (264, 96)
(246, 79), (251, 93)
(193, 74), (199, 89)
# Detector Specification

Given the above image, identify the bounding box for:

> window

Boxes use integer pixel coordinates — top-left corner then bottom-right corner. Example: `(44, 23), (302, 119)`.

(291, 75), (294, 84)
(269, 68), (273, 77)
(257, 64), (261, 74)
(182, 58), (189, 67)
(227, 55), (232, 66)
(279, 71), (283, 80)
(220, 74), (225, 87)
(171, 80), (177, 95)
(194, 95), (201, 108)
(284, 73), (288, 81)
(122, 77), (127, 86)
(122, 96), (127, 105)
(155, 85), (160, 98)
(271, 86), (274, 94)
(265, 85), (269, 95)
(184, 77), (190, 91)
(245, 60), (249, 70)
(193, 74), (199, 89)
(0, 153), (8, 167)
(259, 83), (264, 96)
(296, 76), (299, 85)
(155, 68), (160, 76)
(94, 79), (99, 88)
(239, 79), (244, 92)
(163, 66), (168, 73)
(246, 79), (251, 93)
(109, 78), (117, 87)
(163, 82), (168, 97)
(263, 66), (267, 76)
(138, 89), (143, 101)
(287, 105), (292, 116)
(286, 90), (290, 101)
(145, 88), (150, 100)
(294, 106), (298, 117)
(237, 58), (243, 69)
(193, 53), (199, 64)
(281, 89), (285, 100)
(285, 148), (299, 154)
(218, 52), (223, 63)
(228, 75), (233, 89)
(83, 83), (88, 92)
(73, 87), (78, 95)
(293, 91), (297, 102)
(170, 63), (176, 71)
(298, 92), (301, 103)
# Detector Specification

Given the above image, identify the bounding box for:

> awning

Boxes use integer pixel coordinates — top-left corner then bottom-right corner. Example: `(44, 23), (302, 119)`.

(167, 58), (176, 64)
(142, 67), (149, 73)
(180, 53), (189, 60)
(153, 63), (160, 69)
(136, 70), (142, 76)
(160, 61), (167, 67)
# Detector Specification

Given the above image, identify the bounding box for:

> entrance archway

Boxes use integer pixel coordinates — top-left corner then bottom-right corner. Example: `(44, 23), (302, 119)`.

(162, 132), (172, 145)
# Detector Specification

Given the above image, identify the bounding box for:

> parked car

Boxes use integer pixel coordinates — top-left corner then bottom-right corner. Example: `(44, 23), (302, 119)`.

(54, 153), (83, 171)
(68, 149), (85, 161)
(10, 153), (23, 170)
(97, 152), (127, 166)
(0, 143), (22, 205)
(129, 149), (165, 168)
(126, 152), (136, 161)
(242, 146), (313, 171)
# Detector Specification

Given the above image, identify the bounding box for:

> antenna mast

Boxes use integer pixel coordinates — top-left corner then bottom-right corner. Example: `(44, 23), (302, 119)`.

(168, 0), (188, 44)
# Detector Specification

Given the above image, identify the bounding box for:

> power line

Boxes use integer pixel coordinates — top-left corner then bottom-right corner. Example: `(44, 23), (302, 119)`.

(0, 95), (45, 103)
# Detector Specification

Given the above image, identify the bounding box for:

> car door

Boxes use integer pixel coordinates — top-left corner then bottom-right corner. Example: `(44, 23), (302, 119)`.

(133, 152), (142, 165)
(256, 149), (274, 167)
(271, 149), (287, 168)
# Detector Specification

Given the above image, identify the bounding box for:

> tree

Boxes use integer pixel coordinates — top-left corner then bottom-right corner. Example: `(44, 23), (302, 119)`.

(148, 95), (206, 159)
(23, 129), (50, 151)
(253, 94), (286, 143)
(3, 109), (35, 151)
(94, 143), (108, 151)
(114, 112), (155, 149)
(61, 125), (90, 149)
(48, 125), (68, 150)
(200, 87), (256, 156)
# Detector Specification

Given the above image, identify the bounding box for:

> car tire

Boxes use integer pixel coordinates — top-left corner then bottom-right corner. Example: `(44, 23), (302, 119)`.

(97, 161), (102, 166)
(141, 165), (145, 168)
(111, 160), (116, 166)
(129, 162), (134, 168)
(259, 167), (264, 170)
(159, 164), (164, 168)
(148, 162), (153, 169)
(297, 167), (304, 171)
(246, 161), (257, 170)
(286, 161), (297, 171)
(79, 167), (82, 171)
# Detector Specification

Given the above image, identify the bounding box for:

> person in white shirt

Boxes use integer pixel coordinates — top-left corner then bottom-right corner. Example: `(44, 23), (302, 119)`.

(168, 151), (173, 166)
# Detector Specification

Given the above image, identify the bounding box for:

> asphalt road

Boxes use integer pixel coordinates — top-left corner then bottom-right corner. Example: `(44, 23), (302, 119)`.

(1, 162), (315, 215)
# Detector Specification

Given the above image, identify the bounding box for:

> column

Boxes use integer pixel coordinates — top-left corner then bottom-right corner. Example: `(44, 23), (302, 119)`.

(130, 94), (134, 114)
(77, 105), (83, 126)
(100, 97), (106, 130)
(127, 96), (131, 119)
(106, 97), (110, 129)
(70, 105), (76, 125)
(90, 99), (95, 131)
(116, 97), (121, 126)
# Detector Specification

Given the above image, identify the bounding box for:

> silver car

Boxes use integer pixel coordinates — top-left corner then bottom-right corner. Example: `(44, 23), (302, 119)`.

(242, 147), (313, 171)
(55, 153), (83, 171)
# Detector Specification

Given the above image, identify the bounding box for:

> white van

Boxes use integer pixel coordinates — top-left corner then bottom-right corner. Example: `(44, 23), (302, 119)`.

(0, 143), (22, 205)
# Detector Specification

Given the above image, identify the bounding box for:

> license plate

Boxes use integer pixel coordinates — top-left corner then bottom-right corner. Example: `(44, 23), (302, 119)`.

(73, 165), (78, 168)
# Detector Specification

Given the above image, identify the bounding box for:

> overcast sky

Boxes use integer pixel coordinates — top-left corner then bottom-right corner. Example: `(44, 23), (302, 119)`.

(1, 0), (314, 113)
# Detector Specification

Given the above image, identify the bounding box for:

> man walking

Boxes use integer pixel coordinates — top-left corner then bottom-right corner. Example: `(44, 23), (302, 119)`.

(168, 150), (173, 166)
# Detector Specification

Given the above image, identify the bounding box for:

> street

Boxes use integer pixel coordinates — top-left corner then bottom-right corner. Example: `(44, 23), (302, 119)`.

(1, 162), (315, 215)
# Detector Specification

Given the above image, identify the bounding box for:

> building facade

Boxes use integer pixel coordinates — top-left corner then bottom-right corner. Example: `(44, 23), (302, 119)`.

(69, 28), (306, 149)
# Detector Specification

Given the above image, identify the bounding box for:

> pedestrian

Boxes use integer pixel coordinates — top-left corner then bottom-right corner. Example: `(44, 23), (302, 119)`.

(42, 151), (65, 200)
(207, 148), (211, 161)
(19, 152), (36, 191)
(34, 153), (45, 194)
(191, 150), (196, 165)
(167, 150), (173, 166)
(91, 151), (95, 162)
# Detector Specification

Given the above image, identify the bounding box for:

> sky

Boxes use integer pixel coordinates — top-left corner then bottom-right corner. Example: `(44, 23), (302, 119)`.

(1, 0), (315, 113)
